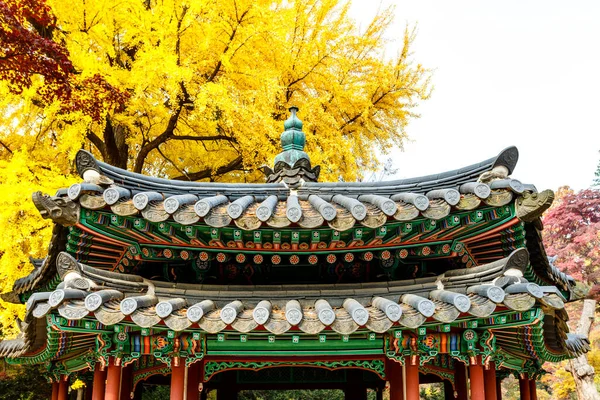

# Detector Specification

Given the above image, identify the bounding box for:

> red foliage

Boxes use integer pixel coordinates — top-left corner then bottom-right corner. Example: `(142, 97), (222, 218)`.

(64, 74), (130, 121)
(543, 188), (600, 298)
(0, 0), (129, 121)
(0, 0), (73, 99)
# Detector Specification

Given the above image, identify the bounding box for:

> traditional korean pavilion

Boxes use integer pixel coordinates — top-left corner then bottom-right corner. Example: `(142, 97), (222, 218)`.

(0, 107), (590, 400)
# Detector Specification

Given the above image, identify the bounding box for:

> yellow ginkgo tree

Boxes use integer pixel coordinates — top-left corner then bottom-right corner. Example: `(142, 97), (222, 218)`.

(0, 0), (431, 336)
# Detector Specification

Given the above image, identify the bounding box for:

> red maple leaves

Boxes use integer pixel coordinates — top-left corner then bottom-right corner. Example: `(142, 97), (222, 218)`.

(543, 188), (600, 298)
(0, 0), (72, 97)
(0, 0), (128, 121)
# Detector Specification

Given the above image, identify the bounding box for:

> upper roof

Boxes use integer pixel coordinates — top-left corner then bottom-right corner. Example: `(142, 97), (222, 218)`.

(58, 108), (527, 230)
(66, 145), (525, 231)
(74, 145), (519, 196)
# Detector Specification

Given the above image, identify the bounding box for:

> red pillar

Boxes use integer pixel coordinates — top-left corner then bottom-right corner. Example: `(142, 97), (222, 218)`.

(92, 364), (107, 400)
(528, 378), (537, 400)
(51, 381), (59, 400)
(388, 360), (404, 400)
(57, 376), (68, 400)
(483, 362), (498, 400)
(105, 358), (123, 400)
(469, 359), (485, 400)
(443, 380), (454, 400)
(496, 375), (503, 400)
(454, 362), (468, 400)
(518, 373), (531, 400)
(405, 356), (420, 400)
(170, 359), (186, 400)
(120, 364), (133, 400)
(86, 381), (93, 400)
(187, 362), (201, 400)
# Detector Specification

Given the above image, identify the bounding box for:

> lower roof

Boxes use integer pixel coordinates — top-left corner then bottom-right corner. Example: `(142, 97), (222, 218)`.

(0, 248), (588, 365)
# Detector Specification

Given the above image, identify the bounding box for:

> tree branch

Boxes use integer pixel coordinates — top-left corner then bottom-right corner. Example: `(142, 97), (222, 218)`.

(577, 299), (596, 335)
(133, 105), (183, 173)
(207, 9), (249, 82)
(170, 134), (237, 143)
(102, 115), (128, 169)
(286, 54), (329, 88)
(0, 139), (13, 154)
(172, 155), (243, 181)
(156, 144), (189, 180)
(86, 129), (106, 158)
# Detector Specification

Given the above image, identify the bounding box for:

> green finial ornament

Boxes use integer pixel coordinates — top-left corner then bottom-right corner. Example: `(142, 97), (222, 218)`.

(274, 106), (310, 167)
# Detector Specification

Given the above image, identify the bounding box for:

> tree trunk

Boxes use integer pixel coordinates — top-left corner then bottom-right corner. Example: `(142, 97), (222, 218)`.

(569, 299), (600, 400)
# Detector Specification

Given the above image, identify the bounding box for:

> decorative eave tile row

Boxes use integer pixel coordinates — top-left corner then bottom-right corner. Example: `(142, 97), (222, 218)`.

(24, 250), (567, 337)
(63, 148), (530, 230)
(65, 180), (530, 231)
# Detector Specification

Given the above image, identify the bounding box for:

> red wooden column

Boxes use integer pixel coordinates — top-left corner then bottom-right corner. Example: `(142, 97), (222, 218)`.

(496, 374), (503, 400)
(483, 362), (498, 400)
(468, 358), (485, 400)
(92, 364), (107, 400)
(86, 381), (93, 400)
(528, 378), (538, 400)
(187, 362), (201, 400)
(170, 358), (186, 400)
(51, 381), (59, 400)
(387, 360), (404, 400)
(405, 356), (420, 400)
(57, 376), (69, 400)
(105, 358), (123, 400)
(444, 380), (456, 400)
(454, 362), (468, 400)
(518, 373), (531, 400)
(120, 363), (133, 400)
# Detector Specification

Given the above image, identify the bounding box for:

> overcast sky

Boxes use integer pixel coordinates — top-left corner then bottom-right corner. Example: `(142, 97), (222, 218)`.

(349, 0), (600, 191)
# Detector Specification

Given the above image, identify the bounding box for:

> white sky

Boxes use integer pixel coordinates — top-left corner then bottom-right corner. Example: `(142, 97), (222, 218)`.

(349, 0), (600, 191)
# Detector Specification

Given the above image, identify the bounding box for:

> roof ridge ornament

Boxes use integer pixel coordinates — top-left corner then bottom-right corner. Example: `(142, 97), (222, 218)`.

(264, 106), (320, 187)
